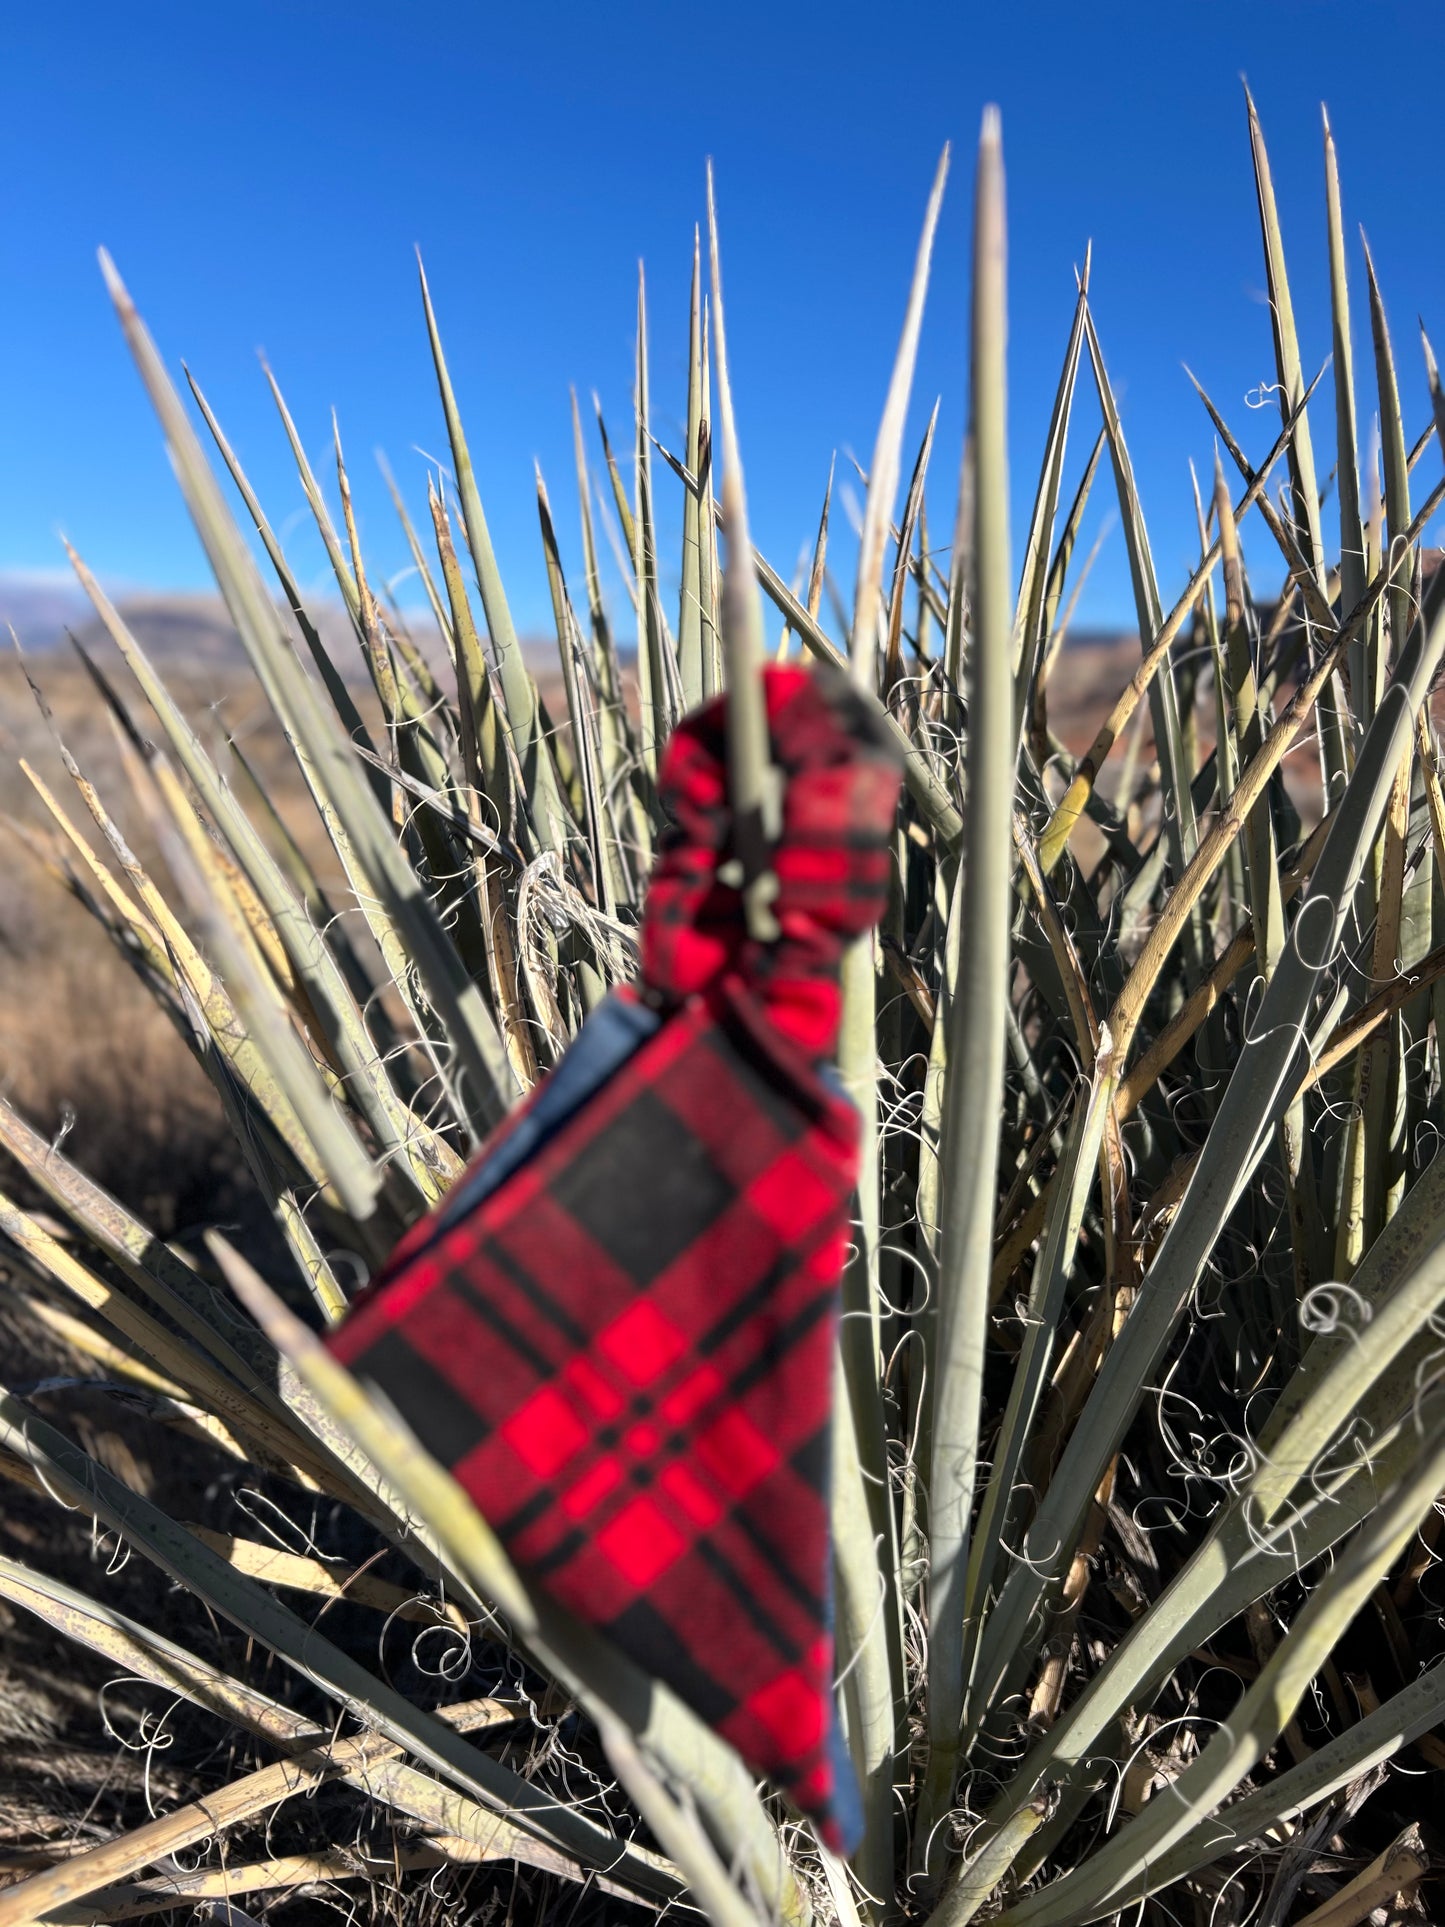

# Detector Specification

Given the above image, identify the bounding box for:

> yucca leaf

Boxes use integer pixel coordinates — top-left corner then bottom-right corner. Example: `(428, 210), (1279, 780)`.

(1012, 250), (1089, 724)
(1080, 308), (1200, 898)
(417, 256), (572, 857)
(1323, 110), (1368, 723)
(808, 456), (836, 630)
(1363, 235), (1413, 665)
(378, 445), (456, 650)
(705, 161), (782, 941)
(601, 1725), (771, 1927)
(699, 300), (723, 699)
(188, 365), (383, 776)
(883, 399), (939, 699)
(633, 261), (682, 760)
(823, 144), (950, 1893)
(1352, 739), (1412, 1256)
(536, 461), (616, 940)
(0, 1553), (328, 1744)
(918, 112), (1011, 1878)
(1028, 429), (1106, 766)
(1245, 85), (1329, 594)
(571, 384), (649, 872)
(957, 1023), (1114, 1727)
(1425, 323), (1445, 462)
(258, 356), (363, 627)
(679, 229), (710, 710)
(851, 144), (949, 695)
(594, 390), (638, 562)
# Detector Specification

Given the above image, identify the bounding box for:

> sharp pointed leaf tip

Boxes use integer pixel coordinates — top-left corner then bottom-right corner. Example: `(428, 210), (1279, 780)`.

(206, 1231), (278, 1328)
(97, 248), (129, 308)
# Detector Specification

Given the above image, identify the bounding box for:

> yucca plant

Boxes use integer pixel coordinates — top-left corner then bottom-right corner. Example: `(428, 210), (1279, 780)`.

(2, 90), (1445, 1927)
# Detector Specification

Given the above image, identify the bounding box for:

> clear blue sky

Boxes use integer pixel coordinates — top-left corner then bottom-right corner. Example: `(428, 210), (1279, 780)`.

(1, 0), (1442, 642)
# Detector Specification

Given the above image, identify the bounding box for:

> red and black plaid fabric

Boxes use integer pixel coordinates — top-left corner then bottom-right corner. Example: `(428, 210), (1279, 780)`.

(328, 665), (901, 1851)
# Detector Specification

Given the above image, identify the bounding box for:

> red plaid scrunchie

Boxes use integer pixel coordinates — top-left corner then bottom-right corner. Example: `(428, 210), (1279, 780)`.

(642, 663), (904, 1056)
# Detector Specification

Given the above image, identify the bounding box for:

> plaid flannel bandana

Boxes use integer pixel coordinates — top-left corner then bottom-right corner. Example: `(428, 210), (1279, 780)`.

(328, 664), (902, 1851)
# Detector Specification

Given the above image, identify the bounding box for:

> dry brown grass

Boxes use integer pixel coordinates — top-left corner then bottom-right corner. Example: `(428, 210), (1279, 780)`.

(0, 651), (288, 1229)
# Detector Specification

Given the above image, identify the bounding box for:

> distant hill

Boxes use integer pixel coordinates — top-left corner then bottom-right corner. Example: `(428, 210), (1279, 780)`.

(0, 573), (91, 650)
(0, 573), (562, 678)
(72, 591), (276, 665)
(0, 574), (369, 668)
(1057, 626), (1140, 651)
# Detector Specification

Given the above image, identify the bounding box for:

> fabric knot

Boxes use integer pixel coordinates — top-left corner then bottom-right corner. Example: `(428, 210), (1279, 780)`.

(641, 664), (904, 1057)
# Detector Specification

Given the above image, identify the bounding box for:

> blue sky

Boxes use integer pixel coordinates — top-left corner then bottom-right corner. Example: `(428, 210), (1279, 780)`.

(1, 0), (1442, 642)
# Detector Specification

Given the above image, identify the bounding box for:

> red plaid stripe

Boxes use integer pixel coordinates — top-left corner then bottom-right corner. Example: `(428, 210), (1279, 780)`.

(328, 665), (901, 1851)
